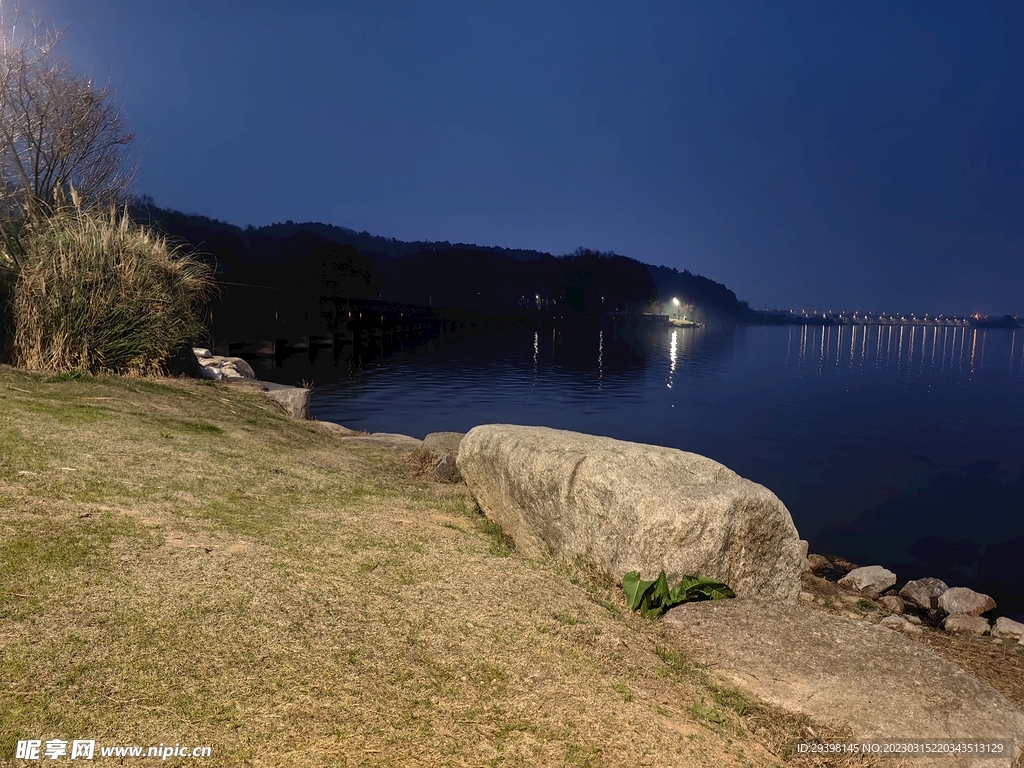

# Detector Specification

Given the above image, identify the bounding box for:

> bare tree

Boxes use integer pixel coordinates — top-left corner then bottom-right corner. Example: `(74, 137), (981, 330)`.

(0, 24), (135, 228)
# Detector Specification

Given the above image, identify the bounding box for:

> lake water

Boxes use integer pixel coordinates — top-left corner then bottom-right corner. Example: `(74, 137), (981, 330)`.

(254, 322), (1024, 621)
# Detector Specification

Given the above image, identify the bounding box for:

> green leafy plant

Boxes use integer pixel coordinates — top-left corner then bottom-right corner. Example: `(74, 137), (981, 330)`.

(622, 570), (735, 618)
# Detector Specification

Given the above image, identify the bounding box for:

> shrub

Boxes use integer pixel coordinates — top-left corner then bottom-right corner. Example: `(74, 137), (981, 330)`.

(11, 209), (214, 375)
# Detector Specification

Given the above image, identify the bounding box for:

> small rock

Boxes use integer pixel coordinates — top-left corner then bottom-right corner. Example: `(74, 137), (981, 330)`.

(992, 616), (1024, 642)
(423, 432), (465, 457)
(943, 614), (990, 637)
(317, 421), (360, 436)
(904, 614), (922, 625)
(898, 578), (949, 611)
(937, 587), (996, 617)
(877, 595), (905, 614)
(193, 347), (213, 358)
(880, 614), (921, 635)
(838, 566), (897, 598)
(805, 553), (832, 574)
(830, 556), (860, 573)
(880, 615), (904, 630)
(839, 593), (865, 606)
(798, 591), (815, 603)
(259, 382), (310, 419)
(433, 452), (462, 483)
(844, 612), (861, 621)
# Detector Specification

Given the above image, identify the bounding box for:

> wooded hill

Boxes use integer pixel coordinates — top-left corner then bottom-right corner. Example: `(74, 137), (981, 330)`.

(131, 201), (751, 322)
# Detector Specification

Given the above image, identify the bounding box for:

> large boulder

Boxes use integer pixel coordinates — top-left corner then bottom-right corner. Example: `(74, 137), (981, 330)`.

(456, 424), (804, 602)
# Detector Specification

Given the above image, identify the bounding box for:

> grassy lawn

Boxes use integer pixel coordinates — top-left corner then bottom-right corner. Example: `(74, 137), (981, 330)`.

(1, 366), (867, 767)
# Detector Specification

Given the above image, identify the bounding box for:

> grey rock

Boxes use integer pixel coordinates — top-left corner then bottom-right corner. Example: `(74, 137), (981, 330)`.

(664, 599), (1024, 762)
(904, 614), (922, 626)
(898, 578), (949, 611)
(423, 432), (465, 457)
(456, 424), (804, 602)
(433, 452), (462, 483)
(838, 565), (897, 598)
(258, 381), (310, 420)
(877, 595), (906, 614)
(938, 587), (996, 617)
(192, 347), (213, 358)
(316, 421), (361, 436)
(992, 616), (1024, 642)
(880, 614), (920, 634)
(943, 614), (991, 637)
(830, 556), (860, 573)
(805, 553), (832, 574)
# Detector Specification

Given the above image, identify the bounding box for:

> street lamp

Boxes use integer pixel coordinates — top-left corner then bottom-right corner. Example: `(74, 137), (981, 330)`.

(671, 297), (681, 320)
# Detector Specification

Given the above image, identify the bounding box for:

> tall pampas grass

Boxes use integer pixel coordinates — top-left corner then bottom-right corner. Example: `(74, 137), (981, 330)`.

(12, 207), (214, 375)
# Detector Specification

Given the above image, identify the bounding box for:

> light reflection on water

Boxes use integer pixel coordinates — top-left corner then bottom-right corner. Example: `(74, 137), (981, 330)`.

(261, 324), (1024, 619)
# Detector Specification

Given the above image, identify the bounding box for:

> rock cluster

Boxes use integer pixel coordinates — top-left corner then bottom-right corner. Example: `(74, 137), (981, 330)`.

(804, 553), (1020, 644)
(193, 348), (312, 419)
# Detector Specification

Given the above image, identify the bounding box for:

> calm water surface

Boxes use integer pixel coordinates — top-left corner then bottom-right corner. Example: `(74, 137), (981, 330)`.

(257, 323), (1024, 620)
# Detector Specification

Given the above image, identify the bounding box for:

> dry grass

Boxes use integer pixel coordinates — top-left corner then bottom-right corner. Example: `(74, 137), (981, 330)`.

(11, 209), (213, 374)
(916, 629), (1024, 711)
(0, 365), (854, 767)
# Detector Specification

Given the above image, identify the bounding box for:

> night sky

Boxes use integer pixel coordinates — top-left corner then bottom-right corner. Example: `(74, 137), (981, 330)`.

(29, 1), (1024, 315)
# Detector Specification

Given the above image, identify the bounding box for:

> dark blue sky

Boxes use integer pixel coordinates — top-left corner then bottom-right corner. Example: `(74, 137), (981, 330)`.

(32, 1), (1024, 314)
